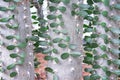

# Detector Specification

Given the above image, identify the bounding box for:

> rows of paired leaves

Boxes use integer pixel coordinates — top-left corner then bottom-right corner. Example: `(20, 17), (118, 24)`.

(31, 0), (82, 78)
(32, 0), (81, 79)
(83, 0), (120, 80)
(0, 0), (119, 80)
(0, 0), (35, 79)
(32, 0), (120, 80)
(0, 0), (26, 78)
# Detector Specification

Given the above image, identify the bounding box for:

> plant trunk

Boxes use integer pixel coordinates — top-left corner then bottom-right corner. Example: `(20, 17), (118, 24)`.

(47, 0), (83, 80)
(96, 1), (119, 79)
(0, 0), (34, 80)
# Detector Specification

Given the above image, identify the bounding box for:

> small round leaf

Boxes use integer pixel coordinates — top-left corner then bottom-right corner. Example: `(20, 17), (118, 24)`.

(61, 53), (69, 59)
(10, 72), (17, 77)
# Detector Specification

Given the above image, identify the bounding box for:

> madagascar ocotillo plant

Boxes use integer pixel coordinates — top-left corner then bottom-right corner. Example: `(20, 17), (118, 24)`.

(95, 1), (120, 80)
(0, 0), (34, 80)
(44, 0), (83, 80)
(83, 0), (120, 80)
(0, 0), (120, 80)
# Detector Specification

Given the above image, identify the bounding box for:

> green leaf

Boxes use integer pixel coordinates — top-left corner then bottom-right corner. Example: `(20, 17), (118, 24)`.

(7, 64), (16, 70)
(111, 49), (120, 55)
(0, 18), (10, 22)
(10, 53), (25, 58)
(53, 29), (60, 34)
(59, 21), (64, 26)
(93, 64), (101, 69)
(58, 6), (66, 13)
(89, 43), (98, 48)
(53, 38), (62, 43)
(53, 57), (59, 63)
(10, 54), (18, 58)
(6, 35), (19, 40)
(49, 6), (57, 12)
(32, 22), (38, 24)
(39, 41), (48, 46)
(87, 0), (93, 5)
(84, 27), (93, 32)
(83, 56), (93, 64)
(19, 53), (26, 58)
(68, 44), (77, 50)
(61, 0), (70, 4)
(13, 0), (20, 2)
(61, 53), (69, 59)
(53, 74), (59, 80)
(58, 43), (67, 48)
(71, 10), (76, 16)
(101, 66), (109, 72)
(79, 4), (90, 10)
(100, 34), (109, 44)
(49, 0), (61, 3)
(38, 0), (44, 4)
(32, 15), (37, 20)
(84, 47), (92, 51)
(10, 72), (17, 77)
(90, 74), (100, 79)
(50, 22), (59, 28)
(86, 53), (93, 57)
(8, 5), (16, 10)
(84, 68), (93, 72)
(60, 30), (68, 35)
(101, 54), (108, 59)
(84, 36), (92, 43)
(39, 33), (50, 39)
(70, 52), (81, 57)
(3, 0), (12, 2)
(6, 24), (19, 29)
(113, 4), (120, 10)
(107, 60), (112, 65)
(14, 36), (20, 40)
(100, 22), (106, 27)
(52, 49), (58, 54)
(102, 0), (110, 6)
(100, 45), (107, 51)
(6, 35), (14, 40)
(110, 27), (120, 34)
(72, 3), (78, 9)
(112, 60), (120, 65)
(47, 15), (56, 20)
(57, 14), (62, 19)
(102, 11), (108, 17)
(28, 36), (39, 41)
(43, 49), (52, 54)
(45, 67), (54, 73)
(93, 0), (101, 2)
(0, 15), (14, 22)
(77, 10), (88, 17)
(91, 34), (99, 38)
(110, 39), (120, 44)
(112, 70), (120, 75)
(39, 26), (48, 32)
(44, 56), (53, 60)
(0, 6), (8, 11)
(102, 76), (109, 80)
(111, 15), (120, 21)
(84, 76), (90, 80)
(7, 45), (16, 50)
(16, 58), (25, 65)
(17, 42), (27, 48)
(63, 36), (70, 42)
(34, 61), (40, 68)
